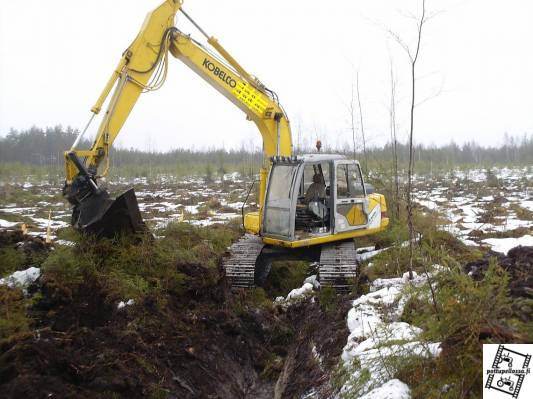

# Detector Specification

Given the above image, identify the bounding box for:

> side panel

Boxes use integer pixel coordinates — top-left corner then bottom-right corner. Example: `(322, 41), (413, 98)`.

(333, 161), (373, 233)
(244, 211), (260, 234)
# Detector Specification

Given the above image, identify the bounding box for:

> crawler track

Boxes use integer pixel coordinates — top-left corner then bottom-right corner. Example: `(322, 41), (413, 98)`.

(223, 234), (264, 289)
(318, 240), (358, 291)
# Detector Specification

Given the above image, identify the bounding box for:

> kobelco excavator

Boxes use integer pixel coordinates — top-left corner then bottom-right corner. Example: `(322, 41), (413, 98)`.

(63, 0), (389, 290)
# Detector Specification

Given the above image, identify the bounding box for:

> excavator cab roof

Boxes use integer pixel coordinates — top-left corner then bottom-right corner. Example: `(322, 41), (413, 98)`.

(270, 153), (348, 165)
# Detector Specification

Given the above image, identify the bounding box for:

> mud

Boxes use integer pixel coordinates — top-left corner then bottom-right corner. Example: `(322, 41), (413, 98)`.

(464, 245), (533, 323)
(465, 246), (533, 297)
(0, 230), (349, 399)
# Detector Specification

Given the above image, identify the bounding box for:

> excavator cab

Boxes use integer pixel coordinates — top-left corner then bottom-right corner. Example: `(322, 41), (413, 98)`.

(225, 154), (388, 290)
(261, 154), (385, 246)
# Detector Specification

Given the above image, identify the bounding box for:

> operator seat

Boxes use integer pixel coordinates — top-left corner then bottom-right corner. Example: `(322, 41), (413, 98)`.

(296, 173), (329, 231)
(304, 173), (326, 204)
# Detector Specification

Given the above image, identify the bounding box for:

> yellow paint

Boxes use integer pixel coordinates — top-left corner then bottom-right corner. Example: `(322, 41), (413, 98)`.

(345, 204), (367, 226)
(244, 211), (260, 233)
(369, 193), (388, 212)
(263, 218), (389, 248)
(232, 82), (269, 115)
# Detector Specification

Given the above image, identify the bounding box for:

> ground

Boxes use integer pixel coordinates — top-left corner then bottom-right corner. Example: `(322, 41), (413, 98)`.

(0, 227), (354, 399)
(0, 166), (532, 398)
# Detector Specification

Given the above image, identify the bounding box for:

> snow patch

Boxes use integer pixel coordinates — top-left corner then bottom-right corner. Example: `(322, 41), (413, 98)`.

(117, 299), (135, 309)
(0, 267), (41, 292)
(339, 268), (442, 397)
(0, 219), (19, 228)
(55, 239), (76, 247)
(482, 235), (533, 255)
(358, 379), (411, 399)
(287, 282), (314, 301)
(304, 274), (320, 290)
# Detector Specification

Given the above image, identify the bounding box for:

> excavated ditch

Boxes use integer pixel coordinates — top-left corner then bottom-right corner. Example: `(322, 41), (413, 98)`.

(0, 230), (349, 399)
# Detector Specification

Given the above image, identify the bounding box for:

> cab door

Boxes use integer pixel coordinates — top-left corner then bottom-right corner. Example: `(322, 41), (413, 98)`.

(333, 161), (368, 233)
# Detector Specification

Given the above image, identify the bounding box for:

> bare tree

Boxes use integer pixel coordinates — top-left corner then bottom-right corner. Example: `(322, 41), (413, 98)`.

(356, 71), (368, 174)
(389, 0), (430, 279)
(349, 78), (358, 163)
(388, 57), (400, 220)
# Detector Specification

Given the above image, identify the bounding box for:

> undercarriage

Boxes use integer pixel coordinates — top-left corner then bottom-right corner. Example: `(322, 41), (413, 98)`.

(223, 234), (359, 291)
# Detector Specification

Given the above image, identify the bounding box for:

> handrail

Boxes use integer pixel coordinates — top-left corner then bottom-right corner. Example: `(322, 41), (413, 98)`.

(241, 179), (258, 227)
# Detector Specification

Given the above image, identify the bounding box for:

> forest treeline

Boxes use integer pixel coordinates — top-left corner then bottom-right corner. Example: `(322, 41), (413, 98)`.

(1, 126), (532, 174)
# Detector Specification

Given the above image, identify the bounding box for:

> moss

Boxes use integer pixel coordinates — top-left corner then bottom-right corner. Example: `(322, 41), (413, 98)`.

(365, 245), (410, 279)
(357, 220), (408, 249)
(509, 203), (533, 221)
(0, 247), (25, 277)
(40, 222), (240, 308)
(232, 288), (273, 314)
(260, 352), (284, 380)
(0, 287), (30, 341)
(147, 384), (170, 399)
(367, 228), (483, 280)
(263, 260), (310, 298)
(318, 286), (338, 315)
(41, 245), (93, 286)
(54, 227), (82, 242)
(269, 323), (294, 346)
(421, 230), (483, 263)
(473, 226), (532, 239)
(395, 356), (457, 399)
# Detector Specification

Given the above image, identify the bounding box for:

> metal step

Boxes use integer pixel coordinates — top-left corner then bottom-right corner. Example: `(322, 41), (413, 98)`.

(222, 234), (264, 289)
(318, 240), (358, 291)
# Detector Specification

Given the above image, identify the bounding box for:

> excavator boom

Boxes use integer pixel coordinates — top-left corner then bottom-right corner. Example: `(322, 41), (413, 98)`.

(64, 0), (291, 237)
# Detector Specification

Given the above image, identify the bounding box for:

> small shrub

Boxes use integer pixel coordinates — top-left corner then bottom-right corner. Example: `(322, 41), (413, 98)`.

(397, 259), (513, 398)
(0, 287), (30, 340)
(263, 260), (310, 298)
(0, 247), (25, 277)
(485, 169), (500, 187)
(318, 286), (338, 315)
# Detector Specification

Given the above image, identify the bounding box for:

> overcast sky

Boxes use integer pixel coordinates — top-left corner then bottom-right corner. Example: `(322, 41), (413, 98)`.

(1, 0), (532, 152)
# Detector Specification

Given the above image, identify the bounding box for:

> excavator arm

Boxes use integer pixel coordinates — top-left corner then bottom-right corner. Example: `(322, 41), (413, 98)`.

(168, 27), (292, 231)
(64, 0), (292, 236)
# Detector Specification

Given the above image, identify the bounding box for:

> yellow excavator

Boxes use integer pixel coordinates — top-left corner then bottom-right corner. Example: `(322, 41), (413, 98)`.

(63, 0), (389, 289)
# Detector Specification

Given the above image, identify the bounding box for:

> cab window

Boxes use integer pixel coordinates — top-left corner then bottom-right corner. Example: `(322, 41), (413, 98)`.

(300, 162), (330, 196)
(336, 163), (364, 198)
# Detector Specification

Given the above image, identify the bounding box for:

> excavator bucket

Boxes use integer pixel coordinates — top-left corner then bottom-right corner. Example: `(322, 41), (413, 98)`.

(73, 188), (146, 238)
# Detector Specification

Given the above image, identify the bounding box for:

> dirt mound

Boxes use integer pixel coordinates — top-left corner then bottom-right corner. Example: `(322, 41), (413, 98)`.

(464, 245), (533, 323)
(0, 229), (48, 251)
(465, 246), (533, 297)
(0, 229), (49, 272)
